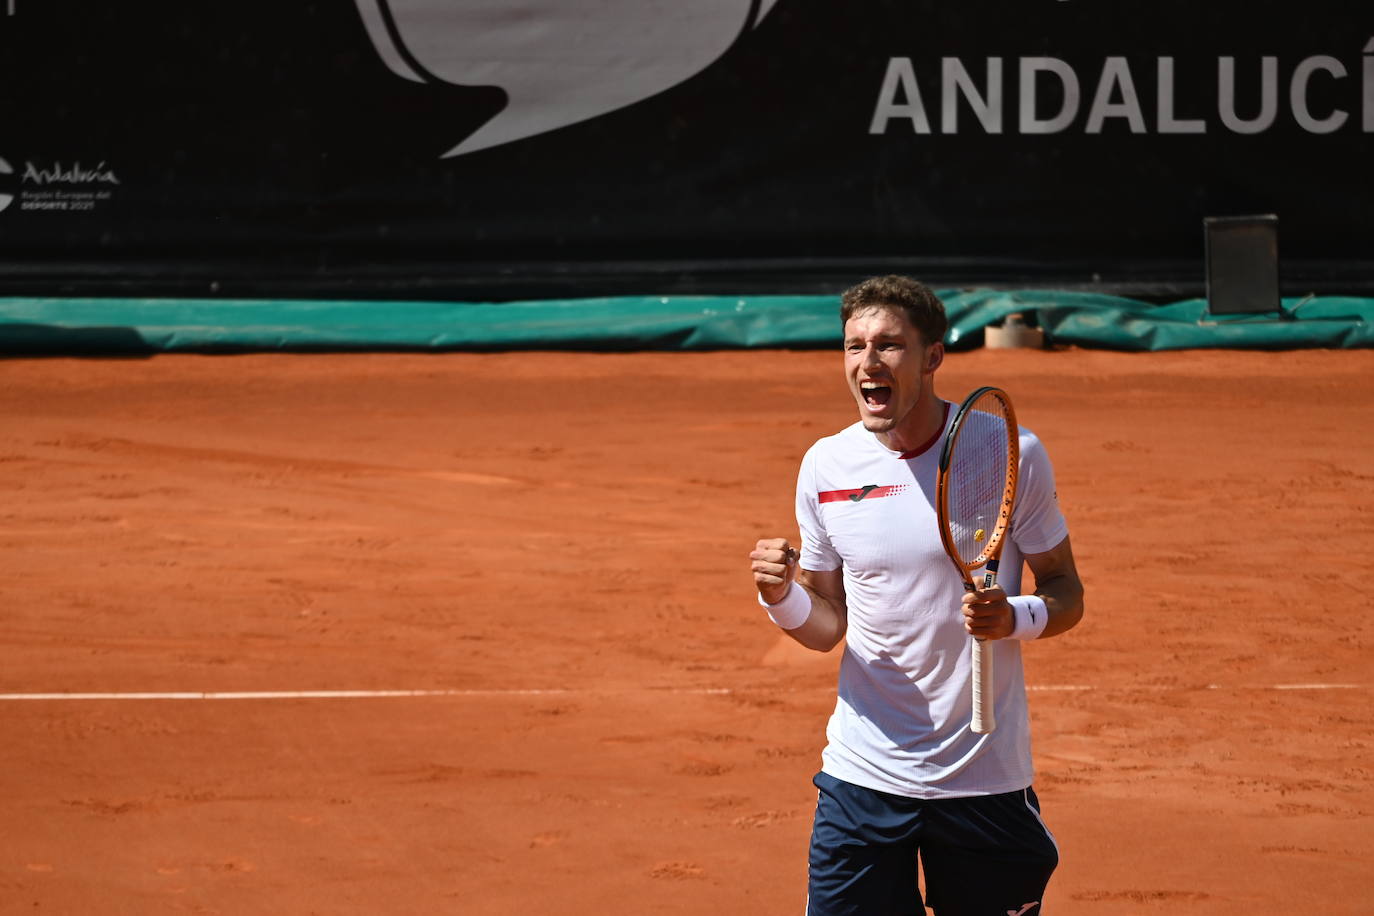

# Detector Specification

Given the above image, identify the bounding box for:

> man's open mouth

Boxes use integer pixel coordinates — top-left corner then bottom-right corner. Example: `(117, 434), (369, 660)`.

(860, 381), (892, 409)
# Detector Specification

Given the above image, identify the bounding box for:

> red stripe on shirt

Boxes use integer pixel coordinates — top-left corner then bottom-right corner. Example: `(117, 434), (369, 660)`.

(817, 484), (909, 504)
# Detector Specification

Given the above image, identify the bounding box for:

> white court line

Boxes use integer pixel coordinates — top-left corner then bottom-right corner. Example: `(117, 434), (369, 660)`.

(0, 689), (582, 701)
(1269, 683), (1363, 690)
(0, 688), (731, 701)
(0, 684), (1362, 701)
(1033, 683), (1363, 692)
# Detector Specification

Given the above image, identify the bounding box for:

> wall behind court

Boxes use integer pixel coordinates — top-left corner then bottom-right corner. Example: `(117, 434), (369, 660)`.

(0, 1), (1370, 299)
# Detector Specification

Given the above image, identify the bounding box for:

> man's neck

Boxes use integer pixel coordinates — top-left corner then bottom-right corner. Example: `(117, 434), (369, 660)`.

(875, 397), (947, 455)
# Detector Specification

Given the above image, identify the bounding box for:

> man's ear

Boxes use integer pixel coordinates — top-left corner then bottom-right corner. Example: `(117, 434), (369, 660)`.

(924, 341), (945, 373)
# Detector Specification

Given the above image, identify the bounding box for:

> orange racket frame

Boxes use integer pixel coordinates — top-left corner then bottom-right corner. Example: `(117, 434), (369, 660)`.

(935, 386), (1020, 734)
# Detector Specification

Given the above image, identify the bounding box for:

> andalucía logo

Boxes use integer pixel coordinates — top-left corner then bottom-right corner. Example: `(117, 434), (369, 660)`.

(0, 158), (14, 214)
(22, 160), (121, 185)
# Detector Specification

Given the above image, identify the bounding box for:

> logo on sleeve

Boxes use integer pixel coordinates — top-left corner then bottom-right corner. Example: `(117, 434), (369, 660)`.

(817, 484), (909, 504)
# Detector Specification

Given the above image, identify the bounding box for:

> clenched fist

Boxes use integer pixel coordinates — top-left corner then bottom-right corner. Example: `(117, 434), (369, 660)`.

(750, 537), (798, 605)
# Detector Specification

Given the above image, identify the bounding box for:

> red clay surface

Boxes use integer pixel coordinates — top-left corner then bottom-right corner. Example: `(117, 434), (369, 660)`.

(0, 347), (1370, 915)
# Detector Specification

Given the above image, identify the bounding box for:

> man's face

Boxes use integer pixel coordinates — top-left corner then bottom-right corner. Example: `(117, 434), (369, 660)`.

(843, 305), (940, 437)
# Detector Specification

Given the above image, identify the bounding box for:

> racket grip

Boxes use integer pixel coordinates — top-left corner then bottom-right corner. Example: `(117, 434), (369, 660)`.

(971, 638), (995, 733)
(972, 559), (999, 734)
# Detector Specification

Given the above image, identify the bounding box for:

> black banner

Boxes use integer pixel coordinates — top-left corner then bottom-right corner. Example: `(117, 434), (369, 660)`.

(2, 1), (1371, 298)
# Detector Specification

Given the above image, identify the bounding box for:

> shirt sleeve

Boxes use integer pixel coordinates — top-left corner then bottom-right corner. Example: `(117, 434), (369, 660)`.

(1011, 431), (1069, 555)
(795, 445), (842, 571)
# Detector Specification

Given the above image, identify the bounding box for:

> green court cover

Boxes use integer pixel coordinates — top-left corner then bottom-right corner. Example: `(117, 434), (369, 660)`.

(1, 291), (1369, 354)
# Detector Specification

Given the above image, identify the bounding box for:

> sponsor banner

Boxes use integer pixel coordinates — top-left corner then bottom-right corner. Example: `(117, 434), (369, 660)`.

(0, 1), (1370, 295)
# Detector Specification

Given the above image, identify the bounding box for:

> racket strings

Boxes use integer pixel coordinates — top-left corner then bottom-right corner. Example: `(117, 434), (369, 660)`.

(946, 399), (1014, 567)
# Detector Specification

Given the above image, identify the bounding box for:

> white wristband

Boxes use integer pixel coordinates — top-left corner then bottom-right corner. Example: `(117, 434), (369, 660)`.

(1008, 595), (1049, 641)
(758, 582), (813, 630)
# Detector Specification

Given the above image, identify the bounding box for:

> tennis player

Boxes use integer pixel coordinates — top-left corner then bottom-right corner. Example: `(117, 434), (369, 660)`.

(749, 275), (1085, 915)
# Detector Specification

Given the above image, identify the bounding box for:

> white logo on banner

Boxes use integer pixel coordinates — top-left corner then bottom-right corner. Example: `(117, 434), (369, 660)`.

(353, 0), (783, 157)
(4, 157), (121, 213)
(870, 38), (1374, 136)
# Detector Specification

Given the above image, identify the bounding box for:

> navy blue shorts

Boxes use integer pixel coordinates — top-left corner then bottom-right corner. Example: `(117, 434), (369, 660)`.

(807, 772), (1059, 916)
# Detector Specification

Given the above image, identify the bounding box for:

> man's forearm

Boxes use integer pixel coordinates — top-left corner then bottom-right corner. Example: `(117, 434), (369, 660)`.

(1032, 572), (1084, 639)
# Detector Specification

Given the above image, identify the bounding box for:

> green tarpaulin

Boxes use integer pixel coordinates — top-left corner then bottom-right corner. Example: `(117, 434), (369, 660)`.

(0, 291), (1369, 354)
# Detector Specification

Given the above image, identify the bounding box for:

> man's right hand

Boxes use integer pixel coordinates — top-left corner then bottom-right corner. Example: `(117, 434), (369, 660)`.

(750, 538), (798, 605)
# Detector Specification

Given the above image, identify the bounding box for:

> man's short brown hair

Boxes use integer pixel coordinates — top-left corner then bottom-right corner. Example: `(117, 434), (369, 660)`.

(839, 275), (948, 348)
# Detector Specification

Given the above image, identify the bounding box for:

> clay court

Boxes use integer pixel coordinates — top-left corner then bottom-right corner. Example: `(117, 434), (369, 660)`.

(1, 346), (1371, 914)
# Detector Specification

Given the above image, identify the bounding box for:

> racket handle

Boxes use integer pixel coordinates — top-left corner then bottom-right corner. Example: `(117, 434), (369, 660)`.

(971, 558), (1000, 734)
(971, 638), (995, 734)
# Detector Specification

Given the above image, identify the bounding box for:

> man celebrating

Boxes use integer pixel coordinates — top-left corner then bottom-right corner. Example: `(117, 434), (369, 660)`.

(749, 276), (1084, 915)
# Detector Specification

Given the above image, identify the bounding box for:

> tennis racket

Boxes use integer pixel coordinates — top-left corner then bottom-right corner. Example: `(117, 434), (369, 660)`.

(935, 386), (1020, 735)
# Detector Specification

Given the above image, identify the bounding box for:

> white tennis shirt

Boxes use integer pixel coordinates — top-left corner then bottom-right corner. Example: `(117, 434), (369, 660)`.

(795, 406), (1068, 799)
